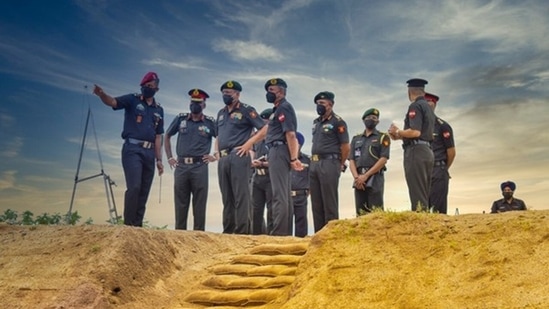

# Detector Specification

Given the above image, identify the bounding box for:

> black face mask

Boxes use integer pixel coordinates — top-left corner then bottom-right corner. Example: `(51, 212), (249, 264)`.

(141, 86), (156, 99)
(190, 103), (203, 114)
(222, 95), (233, 105)
(363, 119), (377, 130)
(503, 192), (513, 199)
(266, 92), (277, 103)
(316, 104), (326, 116)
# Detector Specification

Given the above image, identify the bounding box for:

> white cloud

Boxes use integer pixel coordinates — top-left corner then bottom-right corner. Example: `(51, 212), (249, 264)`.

(212, 39), (284, 62)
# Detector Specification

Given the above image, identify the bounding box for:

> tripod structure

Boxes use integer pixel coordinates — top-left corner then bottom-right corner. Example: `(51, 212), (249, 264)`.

(67, 105), (119, 224)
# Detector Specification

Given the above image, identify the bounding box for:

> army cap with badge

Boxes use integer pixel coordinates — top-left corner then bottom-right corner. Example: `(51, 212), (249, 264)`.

(362, 108), (380, 120)
(259, 108), (273, 120)
(264, 78), (287, 91)
(188, 88), (210, 102)
(313, 91), (335, 104)
(220, 80), (242, 92)
(140, 72), (160, 87)
(424, 92), (439, 104)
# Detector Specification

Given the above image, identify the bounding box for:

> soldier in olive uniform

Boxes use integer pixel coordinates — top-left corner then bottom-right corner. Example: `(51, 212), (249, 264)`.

(291, 132), (310, 237)
(264, 78), (302, 236)
(349, 108), (390, 215)
(164, 88), (216, 231)
(251, 108), (274, 235)
(425, 92), (456, 214)
(310, 91), (350, 232)
(388, 78), (435, 211)
(215, 81), (267, 234)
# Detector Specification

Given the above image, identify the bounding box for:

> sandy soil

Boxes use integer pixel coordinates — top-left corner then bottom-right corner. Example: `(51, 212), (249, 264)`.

(1, 210), (548, 309)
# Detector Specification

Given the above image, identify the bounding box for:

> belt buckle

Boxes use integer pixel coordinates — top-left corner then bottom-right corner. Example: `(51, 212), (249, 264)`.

(257, 169), (266, 176)
(142, 141), (152, 149)
(184, 157), (193, 164)
(220, 149), (229, 157)
(291, 191), (297, 197)
(311, 154), (319, 162)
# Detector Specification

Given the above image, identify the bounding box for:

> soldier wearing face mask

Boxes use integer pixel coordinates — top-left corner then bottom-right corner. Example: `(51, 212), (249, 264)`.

(93, 72), (164, 227)
(214, 80), (267, 234)
(164, 88), (217, 231)
(490, 181), (527, 213)
(348, 108), (391, 215)
(310, 91), (350, 232)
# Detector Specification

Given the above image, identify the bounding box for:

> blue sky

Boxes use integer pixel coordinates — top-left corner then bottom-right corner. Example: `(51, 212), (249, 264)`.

(1, 0), (548, 231)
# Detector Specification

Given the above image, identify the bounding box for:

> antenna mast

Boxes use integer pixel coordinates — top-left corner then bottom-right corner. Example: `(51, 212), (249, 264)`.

(67, 85), (119, 224)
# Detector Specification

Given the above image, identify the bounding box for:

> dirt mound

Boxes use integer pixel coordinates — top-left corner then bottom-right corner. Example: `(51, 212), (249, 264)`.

(1, 210), (548, 308)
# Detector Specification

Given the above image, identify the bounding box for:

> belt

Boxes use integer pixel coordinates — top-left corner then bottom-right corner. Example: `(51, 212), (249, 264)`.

(291, 189), (309, 197)
(311, 153), (341, 162)
(178, 156), (204, 164)
(255, 168), (269, 176)
(265, 140), (287, 149)
(219, 148), (233, 157)
(126, 138), (154, 149)
(403, 139), (431, 148)
(434, 160), (446, 166)
(357, 167), (383, 174)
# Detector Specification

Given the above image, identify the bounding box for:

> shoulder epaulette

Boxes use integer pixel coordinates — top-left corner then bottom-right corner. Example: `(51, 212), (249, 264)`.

(334, 113), (343, 121)
(205, 115), (215, 122)
(437, 117), (445, 125)
(178, 113), (189, 118)
(240, 102), (250, 108)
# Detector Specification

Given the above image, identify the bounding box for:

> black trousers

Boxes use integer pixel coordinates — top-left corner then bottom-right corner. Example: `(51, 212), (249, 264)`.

(251, 173), (273, 234)
(173, 163), (208, 230)
(218, 152), (251, 234)
(430, 165), (449, 214)
(403, 144), (434, 211)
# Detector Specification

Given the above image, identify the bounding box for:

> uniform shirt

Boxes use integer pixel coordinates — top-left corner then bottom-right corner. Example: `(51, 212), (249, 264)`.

(311, 113), (349, 154)
(348, 129), (391, 168)
(291, 153), (311, 190)
(265, 99), (297, 143)
(491, 198), (527, 213)
(403, 96), (435, 144)
(432, 117), (455, 162)
(216, 102), (265, 150)
(253, 140), (270, 160)
(165, 113), (216, 157)
(114, 93), (164, 142)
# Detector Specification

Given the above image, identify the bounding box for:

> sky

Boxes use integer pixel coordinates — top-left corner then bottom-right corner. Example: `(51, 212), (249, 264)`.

(1, 0), (548, 233)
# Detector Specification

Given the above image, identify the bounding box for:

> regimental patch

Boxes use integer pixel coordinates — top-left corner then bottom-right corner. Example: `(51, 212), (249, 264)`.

(250, 111), (257, 118)
(408, 110), (416, 119)
(443, 131), (451, 139)
(338, 125), (346, 134)
(278, 113), (285, 122)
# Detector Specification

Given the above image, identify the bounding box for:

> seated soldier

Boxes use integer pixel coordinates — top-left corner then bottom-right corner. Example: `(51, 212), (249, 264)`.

(490, 181), (527, 213)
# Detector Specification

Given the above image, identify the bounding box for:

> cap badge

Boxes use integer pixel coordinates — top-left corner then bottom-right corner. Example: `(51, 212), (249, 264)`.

(270, 79), (277, 85)
(227, 81), (234, 88)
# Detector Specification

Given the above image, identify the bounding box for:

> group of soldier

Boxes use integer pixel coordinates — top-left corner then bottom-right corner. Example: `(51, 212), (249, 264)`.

(92, 72), (466, 237)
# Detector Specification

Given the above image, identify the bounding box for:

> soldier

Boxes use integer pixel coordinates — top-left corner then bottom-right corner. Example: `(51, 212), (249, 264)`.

(310, 91), (350, 232)
(263, 78), (302, 236)
(388, 78), (435, 211)
(491, 181), (527, 213)
(92, 72), (164, 227)
(349, 108), (391, 215)
(251, 108), (274, 235)
(214, 80), (267, 234)
(164, 88), (216, 230)
(291, 132), (310, 237)
(425, 92), (456, 214)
